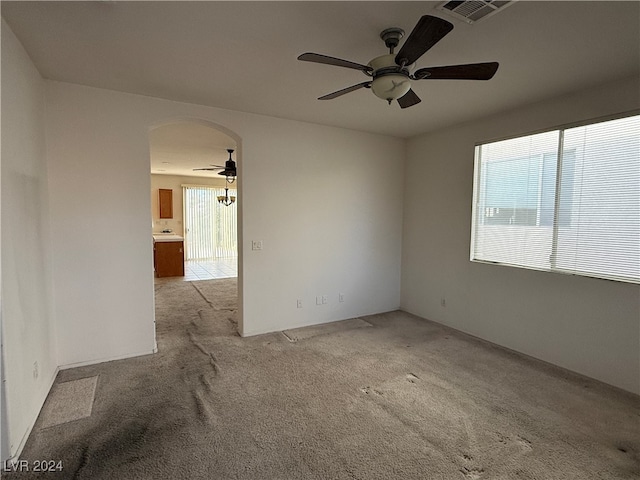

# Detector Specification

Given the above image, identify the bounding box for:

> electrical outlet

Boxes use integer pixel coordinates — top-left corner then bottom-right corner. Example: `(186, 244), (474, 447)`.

(339, 293), (345, 303)
(252, 240), (263, 251)
(322, 295), (328, 304)
(297, 299), (303, 308)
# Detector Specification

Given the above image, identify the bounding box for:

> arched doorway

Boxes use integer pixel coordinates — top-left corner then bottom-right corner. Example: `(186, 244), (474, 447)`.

(148, 118), (243, 335)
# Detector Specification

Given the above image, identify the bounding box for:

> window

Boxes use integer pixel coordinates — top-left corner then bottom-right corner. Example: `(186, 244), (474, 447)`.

(471, 113), (640, 284)
(183, 185), (238, 260)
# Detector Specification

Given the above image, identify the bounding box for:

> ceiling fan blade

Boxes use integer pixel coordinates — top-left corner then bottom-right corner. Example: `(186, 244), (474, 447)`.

(318, 82), (372, 100)
(414, 62), (499, 80)
(298, 53), (373, 73)
(397, 89), (422, 109)
(395, 15), (453, 66)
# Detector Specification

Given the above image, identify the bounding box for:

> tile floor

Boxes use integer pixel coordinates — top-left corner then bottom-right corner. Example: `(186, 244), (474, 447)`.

(184, 257), (238, 281)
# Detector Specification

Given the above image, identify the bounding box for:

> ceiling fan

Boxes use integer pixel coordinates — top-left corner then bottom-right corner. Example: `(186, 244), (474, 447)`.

(193, 148), (237, 182)
(298, 15), (499, 108)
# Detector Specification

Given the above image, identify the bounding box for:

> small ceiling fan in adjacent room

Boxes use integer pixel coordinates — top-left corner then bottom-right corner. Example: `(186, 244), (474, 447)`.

(194, 148), (237, 183)
(298, 14), (499, 108)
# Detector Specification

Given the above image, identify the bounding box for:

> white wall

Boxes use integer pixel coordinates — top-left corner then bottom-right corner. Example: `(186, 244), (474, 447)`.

(45, 80), (403, 359)
(150, 173), (228, 235)
(1, 20), (58, 458)
(402, 76), (640, 394)
(242, 120), (404, 335)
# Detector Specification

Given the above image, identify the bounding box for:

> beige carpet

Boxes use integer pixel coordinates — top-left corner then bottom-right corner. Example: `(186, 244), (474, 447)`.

(8, 277), (639, 479)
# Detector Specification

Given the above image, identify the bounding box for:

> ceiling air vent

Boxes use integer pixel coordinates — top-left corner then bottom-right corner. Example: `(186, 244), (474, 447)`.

(436, 1), (515, 24)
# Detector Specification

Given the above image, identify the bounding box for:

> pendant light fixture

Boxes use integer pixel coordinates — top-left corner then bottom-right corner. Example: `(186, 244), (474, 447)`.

(217, 187), (236, 206)
(217, 175), (236, 206)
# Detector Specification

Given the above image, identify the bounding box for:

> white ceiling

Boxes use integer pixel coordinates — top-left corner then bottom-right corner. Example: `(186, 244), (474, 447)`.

(2, 1), (639, 175)
(149, 123), (237, 177)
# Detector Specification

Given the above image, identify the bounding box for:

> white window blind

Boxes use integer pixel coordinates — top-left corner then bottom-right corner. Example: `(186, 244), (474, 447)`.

(471, 113), (640, 284)
(183, 185), (238, 260)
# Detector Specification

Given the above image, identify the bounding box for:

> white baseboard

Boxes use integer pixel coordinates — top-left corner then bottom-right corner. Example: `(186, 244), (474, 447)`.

(58, 349), (157, 370)
(241, 313), (368, 338)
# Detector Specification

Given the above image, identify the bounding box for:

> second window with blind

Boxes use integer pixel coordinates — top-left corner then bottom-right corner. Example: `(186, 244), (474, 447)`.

(471, 113), (639, 284)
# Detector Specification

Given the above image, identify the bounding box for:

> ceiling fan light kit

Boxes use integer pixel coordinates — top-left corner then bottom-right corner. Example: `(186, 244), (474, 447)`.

(369, 54), (411, 104)
(298, 14), (499, 109)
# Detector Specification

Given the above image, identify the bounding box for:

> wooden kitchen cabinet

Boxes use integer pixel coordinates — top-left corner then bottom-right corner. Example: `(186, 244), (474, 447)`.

(159, 189), (173, 219)
(154, 240), (184, 277)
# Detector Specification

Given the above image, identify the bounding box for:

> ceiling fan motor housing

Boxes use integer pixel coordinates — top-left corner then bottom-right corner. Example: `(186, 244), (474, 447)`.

(218, 149), (237, 177)
(368, 54), (411, 103)
(380, 27), (405, 52)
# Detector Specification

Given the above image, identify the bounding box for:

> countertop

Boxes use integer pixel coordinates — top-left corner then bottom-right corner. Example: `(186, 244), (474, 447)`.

(153, 234), (184, 242)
